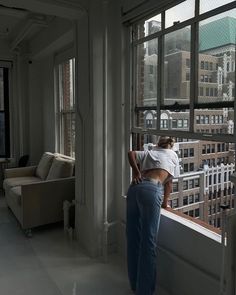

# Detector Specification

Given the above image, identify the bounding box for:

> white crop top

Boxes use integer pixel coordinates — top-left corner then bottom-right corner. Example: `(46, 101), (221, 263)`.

(135, 148), (180, 178)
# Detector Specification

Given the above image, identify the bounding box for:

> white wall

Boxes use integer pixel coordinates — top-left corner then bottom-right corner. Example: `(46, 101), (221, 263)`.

(157, 212), (222, 295)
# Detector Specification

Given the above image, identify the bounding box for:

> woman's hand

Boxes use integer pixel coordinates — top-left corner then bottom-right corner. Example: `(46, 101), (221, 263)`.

(132, 171), (142, 184)
(161, 202), (171, 209)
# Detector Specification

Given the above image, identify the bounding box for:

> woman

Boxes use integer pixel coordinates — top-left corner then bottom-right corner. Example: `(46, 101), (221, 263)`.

(126, 136), (180, 295)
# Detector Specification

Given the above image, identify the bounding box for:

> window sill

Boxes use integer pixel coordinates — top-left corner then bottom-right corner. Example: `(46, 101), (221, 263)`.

(161, 207), (221, 243)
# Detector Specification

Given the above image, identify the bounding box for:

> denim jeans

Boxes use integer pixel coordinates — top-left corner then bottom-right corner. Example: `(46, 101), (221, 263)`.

(126, 180), (163, 295)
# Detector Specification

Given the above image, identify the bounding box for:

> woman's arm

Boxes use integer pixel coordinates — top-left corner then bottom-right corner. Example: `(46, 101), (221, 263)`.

(162, 178), (173, 208)
(128, 151), (142, 184)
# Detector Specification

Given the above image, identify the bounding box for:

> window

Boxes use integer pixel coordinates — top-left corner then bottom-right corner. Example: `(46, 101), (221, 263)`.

(189, 148), (194, 157)
(183, 196), (188, 206)
(186, 59), (190, 68)
(0, 64), (10, 157)
(172, 198), (179, 208)
(55, 56), (76, 157)
(195, 193), (200, 202)
(172, 182), (179, 192)
(130, 1), (236, 231)
(186, 72), (190, 81)
(189, 195), (194, 204)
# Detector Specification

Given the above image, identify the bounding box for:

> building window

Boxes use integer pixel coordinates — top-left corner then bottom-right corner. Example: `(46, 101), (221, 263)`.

(189, 148), (194, 157)
(0, 65), (10, 158)
(195, 208), (200, 217)
(184, 163), (188, 172)
(200, 61), (204, 69)
(183, 196), (188, 206)
(172, 119), (177, 128)
(183, 180), (188, 190)
(186, 58), (190, 68)
(195, 193), (200, 202)
(172, 198), (179, 208)
(190, 163), (194, 171)
(189, 195), (194, 204)
(186, 72), (190, 81)
(189, 210), (194, 217)
(172, 182), (179, 192)
(149, 65), (154, 74)
(55, 57), (76, 157)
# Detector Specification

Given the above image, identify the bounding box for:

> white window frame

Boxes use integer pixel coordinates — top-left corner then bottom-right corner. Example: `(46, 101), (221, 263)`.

(54, 48), (76, 157)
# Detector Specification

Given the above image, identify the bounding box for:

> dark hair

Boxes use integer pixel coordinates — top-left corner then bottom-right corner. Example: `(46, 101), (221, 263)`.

(157, 136), (175, 148)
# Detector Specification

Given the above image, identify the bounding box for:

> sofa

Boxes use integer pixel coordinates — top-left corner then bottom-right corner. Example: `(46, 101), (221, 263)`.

(3, 152), (75, 234)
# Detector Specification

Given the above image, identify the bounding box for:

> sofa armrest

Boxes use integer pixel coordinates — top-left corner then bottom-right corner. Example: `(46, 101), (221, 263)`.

(20, 177), (75, 229)
(4, 166), (37, 179)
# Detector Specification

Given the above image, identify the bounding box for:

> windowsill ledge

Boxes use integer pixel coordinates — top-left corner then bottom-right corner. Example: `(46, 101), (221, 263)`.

(123, 195), (221, 242)
(161, 207), (221, 243)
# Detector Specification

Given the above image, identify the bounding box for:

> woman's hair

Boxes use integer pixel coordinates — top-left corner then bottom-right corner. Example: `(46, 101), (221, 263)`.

(157, 136), (175, 148)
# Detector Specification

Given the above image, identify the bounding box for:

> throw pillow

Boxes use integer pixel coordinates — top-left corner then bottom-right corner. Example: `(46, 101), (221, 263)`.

(46, 157), (74, 180)
(36, 152), (54, 180)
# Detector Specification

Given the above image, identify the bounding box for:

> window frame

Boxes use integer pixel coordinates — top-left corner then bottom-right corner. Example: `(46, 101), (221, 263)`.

(129, 0), (236, 144)
(0, 62), (11, 158)
(54, 48), (76, 158)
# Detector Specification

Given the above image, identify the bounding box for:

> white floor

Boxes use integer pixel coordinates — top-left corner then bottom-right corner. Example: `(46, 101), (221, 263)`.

(0, 193), (130, 295)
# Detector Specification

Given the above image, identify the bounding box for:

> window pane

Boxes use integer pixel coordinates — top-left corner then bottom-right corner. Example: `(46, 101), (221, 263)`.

(200, 0), (235, 14)
(198, 9), (236, 105)
(57, 58), (75, 157)
(133, 14), (161, 40)
(135, 40), (158, 108)
(164, 26), (191, 106)
(165, 0), (195, 28)
(0, 68), (4, 111)
(62, 112), (75, 158)
(0, 112), (5, 155)
(59, 59), (75, 111)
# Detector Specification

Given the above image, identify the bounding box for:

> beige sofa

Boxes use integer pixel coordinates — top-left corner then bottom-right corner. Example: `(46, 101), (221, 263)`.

(3, 152), (75, 234)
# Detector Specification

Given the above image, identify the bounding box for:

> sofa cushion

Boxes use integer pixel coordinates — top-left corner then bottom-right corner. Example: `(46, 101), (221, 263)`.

(3, 176), (42, 191)
(36, 152), (54, 180)
(46, 157), (74, 180)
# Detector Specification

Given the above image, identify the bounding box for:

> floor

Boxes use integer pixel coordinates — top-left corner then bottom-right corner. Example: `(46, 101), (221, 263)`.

(0, 193), (130, 295)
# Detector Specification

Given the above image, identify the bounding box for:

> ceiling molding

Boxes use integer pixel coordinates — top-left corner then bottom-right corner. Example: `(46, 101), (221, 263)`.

(10, 15), (49, 50)
(0, 5), (28, 18)
(0, 0), (86, 19)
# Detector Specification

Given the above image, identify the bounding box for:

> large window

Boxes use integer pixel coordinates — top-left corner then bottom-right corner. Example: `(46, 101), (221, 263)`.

(0, 65), (10, 158)
(130, 0), (236, 230)
(55, 56), (75, 158)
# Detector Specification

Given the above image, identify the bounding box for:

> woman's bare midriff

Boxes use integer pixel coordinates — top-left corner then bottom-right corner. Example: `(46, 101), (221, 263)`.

(142, 168), (169, 184)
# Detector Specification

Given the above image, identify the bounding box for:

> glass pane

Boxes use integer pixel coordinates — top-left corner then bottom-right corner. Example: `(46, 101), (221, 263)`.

(165, 0), (195, 28)
(0, 68), (4, 111)
(133, 14), (161, 40)
(198, 9), (236, 104)
(135, 40), (158, 108)
(62, 112), (75, 157)
(200, 0), (235, 14)
(59, 58), (75, 111)
(132, 133), (235, 230)
(0, 112), (5, 155)
(160, 109), (190, 131)
(164, 26), (191, 106)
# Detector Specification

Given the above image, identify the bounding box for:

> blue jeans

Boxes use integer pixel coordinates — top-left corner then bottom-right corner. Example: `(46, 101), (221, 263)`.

(126, 180), (163, 295)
